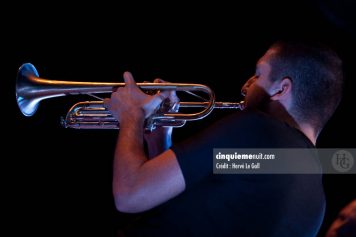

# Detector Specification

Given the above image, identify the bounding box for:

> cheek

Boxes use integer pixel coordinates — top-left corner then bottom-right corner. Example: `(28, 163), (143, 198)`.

(245, 84), (271, 107)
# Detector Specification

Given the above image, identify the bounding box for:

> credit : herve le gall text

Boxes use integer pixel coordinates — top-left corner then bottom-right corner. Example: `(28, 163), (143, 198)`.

(216, 162), (261, 170)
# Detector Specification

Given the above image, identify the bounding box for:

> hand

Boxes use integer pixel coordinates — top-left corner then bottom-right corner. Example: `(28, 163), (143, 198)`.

(153, 78), (180, 113)
(144, 78), (180, 157)
(147, 78), (180, 133)
(104, 72), (168, 123)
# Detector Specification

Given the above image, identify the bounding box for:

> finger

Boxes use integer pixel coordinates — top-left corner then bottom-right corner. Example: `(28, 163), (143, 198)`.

(154, 78), (176, 99)
(154, 78), (165, 83)
(103, 98), (111, 110)
(123, 71), (136, 88)
(142, 93), (168, 118)
(152, 93), (168, 108)
(142, 80), (158, 95)
(159, 90), (170, 99)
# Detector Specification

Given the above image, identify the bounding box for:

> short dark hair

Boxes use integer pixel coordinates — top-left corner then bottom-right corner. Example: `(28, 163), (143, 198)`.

(267, 41), (343, 132)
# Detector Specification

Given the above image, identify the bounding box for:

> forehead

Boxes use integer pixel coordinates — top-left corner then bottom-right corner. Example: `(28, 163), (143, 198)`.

(256, 55), (273, 72)
(257, 48), (277, 63)
(257, 48), (278, 65)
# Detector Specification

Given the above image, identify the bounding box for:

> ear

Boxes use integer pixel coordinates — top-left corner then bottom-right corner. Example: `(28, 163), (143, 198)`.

(270, 77), (292, 101)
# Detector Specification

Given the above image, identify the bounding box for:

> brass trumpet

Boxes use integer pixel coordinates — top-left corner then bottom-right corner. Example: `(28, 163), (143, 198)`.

(16, 63), (244, 130)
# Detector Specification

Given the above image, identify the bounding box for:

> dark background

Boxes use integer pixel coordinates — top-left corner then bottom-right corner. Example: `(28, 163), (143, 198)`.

(5, 1), (356, 236)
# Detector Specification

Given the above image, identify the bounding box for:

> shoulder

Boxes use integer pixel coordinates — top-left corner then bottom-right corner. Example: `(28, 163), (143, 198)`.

(215, 108), (281, 130)
(216, 109), (312, 148)
(221, 108), (283, 133)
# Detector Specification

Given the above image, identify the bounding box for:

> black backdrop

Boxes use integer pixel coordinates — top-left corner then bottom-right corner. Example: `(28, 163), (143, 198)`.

(5, 1), (356, 236)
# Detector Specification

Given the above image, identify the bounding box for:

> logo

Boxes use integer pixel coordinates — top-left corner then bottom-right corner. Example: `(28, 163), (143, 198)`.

(331, 150), (354, 173)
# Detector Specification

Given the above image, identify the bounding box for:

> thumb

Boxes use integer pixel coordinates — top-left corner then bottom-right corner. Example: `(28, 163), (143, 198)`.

(123, 71), (136, 88)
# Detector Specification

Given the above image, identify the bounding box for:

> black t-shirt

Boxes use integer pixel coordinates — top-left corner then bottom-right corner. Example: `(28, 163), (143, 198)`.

(120, 109), (325, 237)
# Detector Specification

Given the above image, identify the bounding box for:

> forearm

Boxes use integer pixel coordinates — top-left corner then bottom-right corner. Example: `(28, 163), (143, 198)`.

(112, 116), (184, 212)
(113, 111), (147, 196)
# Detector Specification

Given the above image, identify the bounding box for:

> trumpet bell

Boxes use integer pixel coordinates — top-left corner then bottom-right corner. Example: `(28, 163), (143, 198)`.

(16, 63), (40, 116)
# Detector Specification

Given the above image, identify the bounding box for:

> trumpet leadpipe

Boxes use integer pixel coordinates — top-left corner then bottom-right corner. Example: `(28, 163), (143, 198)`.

(179, 101), (244, 109)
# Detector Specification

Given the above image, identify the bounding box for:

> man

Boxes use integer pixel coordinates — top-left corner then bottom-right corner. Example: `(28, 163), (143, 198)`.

(104, 41), (343, 236)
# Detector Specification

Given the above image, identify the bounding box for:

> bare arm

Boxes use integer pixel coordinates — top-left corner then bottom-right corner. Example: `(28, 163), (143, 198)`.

(105, 72), (185, 213)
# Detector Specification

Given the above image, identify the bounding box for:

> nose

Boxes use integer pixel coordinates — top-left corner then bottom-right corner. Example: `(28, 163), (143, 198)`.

(241, 76), (255, 96)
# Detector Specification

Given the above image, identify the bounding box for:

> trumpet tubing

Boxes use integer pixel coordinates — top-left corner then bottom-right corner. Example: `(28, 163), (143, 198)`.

(16, 63), (244, 130)
(62, 101), (244, 130)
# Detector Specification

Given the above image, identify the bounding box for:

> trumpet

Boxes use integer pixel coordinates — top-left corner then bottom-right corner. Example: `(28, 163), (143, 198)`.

(16, 63), (244, 131)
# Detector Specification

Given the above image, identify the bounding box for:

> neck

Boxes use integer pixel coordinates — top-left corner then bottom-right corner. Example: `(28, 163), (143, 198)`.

(296, 123), (317, 145)
(262, 101), (317, 145)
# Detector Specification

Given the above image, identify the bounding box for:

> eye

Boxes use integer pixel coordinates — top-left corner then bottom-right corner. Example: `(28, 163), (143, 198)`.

(255, 69), (261, 78)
